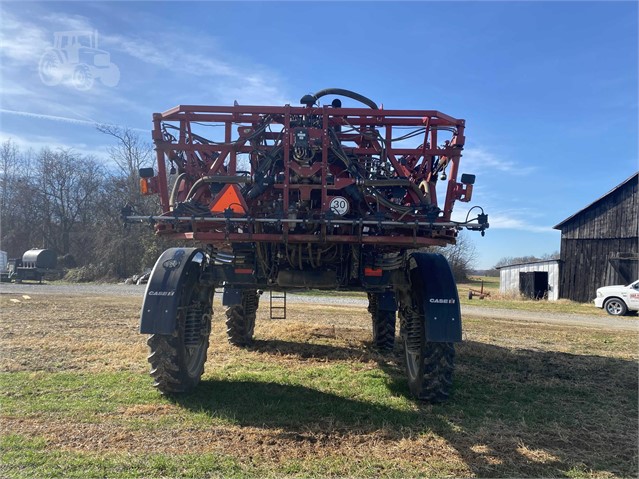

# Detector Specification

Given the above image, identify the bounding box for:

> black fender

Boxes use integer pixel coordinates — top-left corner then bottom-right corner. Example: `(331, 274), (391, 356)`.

(140, 247), (204, 335)
(409, 252), (462, 342)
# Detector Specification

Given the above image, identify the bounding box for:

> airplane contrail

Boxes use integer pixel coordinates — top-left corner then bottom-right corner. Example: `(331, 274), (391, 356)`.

(0, 109), (147, 132)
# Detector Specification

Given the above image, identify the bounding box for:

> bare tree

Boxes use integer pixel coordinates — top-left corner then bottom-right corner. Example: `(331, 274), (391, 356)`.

(0, 140), (39, 256)
(96, 125), (153, 204)
(0, 139), (19, 211)
(35, 148), (104, 257)
(93, 125), (164, 277)
(434, 231), (478, 282)
(0, 138), (162, 279)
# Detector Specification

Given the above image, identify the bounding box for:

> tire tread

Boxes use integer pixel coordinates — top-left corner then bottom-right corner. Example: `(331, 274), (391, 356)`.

(225, 290), (258, 346)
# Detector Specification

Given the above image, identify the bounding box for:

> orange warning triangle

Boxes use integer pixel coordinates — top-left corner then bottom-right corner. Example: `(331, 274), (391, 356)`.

(209, 184), (248, 214)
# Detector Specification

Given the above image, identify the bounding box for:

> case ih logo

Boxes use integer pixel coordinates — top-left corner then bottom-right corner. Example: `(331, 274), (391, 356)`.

(162, 249), (185, 269)
(162, 259), (181, 270)
(429, 298), (457, 304)
(148, 291), (175, 297)
(38, 30), (120, 91)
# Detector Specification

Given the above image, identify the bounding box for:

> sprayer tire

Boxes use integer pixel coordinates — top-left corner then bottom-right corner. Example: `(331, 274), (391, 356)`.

(225, 289), (259, 346)
(398, 252), (459, 403)
(146, 260), (213, 394)
(368, 293), (396, 351)
(147, 331), (210, 394)
(404, 341), (455, 403)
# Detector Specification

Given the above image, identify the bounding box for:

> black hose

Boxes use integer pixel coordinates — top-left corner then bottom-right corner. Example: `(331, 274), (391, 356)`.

(310, 88), (379, 110)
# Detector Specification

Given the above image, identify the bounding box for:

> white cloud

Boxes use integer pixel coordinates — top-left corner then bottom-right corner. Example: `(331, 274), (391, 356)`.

(104, 34), (171, 69)
(103, 32), (291, 105)
(0, 81), (33, 97)
(41, 12), (94, 33)
(0, 10), (95, 67)
(216, 75), (291, 106)
(0, 11), (50, 65)
(463, 147), (536, 176)
(487, 213), (555, 233)
(105, 33), (235, 78)
(1, 7), (291, 125)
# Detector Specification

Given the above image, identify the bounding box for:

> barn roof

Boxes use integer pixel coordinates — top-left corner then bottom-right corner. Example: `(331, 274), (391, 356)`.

(496, 259), (561, 270)
(553, 172), (638, 230)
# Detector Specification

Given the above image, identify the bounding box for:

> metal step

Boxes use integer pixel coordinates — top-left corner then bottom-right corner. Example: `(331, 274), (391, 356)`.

(269, 290), (286, 320)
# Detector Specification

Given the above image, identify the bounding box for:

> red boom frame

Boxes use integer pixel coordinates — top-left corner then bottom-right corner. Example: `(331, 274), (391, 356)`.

(144, 103), (479, 248)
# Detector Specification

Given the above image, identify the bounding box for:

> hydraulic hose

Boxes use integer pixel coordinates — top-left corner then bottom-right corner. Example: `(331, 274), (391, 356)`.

(169, 173), (187, 208)
(310, 88), (379, 110)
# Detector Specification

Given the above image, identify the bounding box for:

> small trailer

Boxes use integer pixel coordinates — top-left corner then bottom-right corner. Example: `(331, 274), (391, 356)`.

(467, 280), (491, 300)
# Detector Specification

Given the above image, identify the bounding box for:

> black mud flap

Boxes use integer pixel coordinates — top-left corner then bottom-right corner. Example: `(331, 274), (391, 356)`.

(140, 247), (204, 335)
(222, 286), (243, 306)
(410, 252), (462, 342)
(376, 291), (397, 311)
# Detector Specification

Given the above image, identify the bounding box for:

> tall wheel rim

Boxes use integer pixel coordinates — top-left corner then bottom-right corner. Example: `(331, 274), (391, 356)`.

(404, 346), (420, 381)
(401, 303), (423, 383)
(606, 300), (623, 315)
(185, 339), (208, 376)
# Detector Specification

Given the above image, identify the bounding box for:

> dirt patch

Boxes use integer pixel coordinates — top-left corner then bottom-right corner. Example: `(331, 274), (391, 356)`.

(2, 415), (465, 472)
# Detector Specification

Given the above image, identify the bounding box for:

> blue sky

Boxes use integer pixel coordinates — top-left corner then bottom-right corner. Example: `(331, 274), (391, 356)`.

(1, 1), (637, 269)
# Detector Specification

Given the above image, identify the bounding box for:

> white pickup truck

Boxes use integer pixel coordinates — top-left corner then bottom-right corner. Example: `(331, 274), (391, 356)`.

(594, 279), (639, 316)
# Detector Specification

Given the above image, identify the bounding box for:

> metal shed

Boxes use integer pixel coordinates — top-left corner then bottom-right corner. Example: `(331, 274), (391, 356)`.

(498, 260), (561, 301)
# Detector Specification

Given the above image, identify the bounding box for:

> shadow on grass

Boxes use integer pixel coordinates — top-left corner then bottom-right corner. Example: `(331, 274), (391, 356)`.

(171, 340), (637, 477)
(250, 338), (373, 360)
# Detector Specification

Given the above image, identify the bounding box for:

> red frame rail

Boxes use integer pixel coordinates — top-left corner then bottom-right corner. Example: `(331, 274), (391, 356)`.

(144, 103), (475, 248)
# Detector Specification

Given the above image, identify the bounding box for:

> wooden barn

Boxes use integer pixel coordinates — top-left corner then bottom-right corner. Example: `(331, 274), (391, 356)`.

(553, 172), (638, 303)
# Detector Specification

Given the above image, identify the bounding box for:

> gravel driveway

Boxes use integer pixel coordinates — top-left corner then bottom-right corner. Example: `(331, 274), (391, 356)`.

(2, 282), (637, 332)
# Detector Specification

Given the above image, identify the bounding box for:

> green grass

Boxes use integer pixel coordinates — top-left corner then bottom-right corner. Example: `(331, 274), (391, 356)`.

(1, 434), (246, 479)
(0, 371), (156, 418)
(2, 344), (637, 477)
(0, 365), (417, 430)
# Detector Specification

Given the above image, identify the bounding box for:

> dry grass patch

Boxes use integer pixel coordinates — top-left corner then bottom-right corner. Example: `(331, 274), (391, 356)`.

(0, 295), (145, 373)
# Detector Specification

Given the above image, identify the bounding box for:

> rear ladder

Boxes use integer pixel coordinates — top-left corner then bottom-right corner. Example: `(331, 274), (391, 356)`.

(269, 290), (287, 319)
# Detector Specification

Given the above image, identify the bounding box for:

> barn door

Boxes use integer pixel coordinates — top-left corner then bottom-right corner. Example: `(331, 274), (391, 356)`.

(519, 272), (549, 300)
